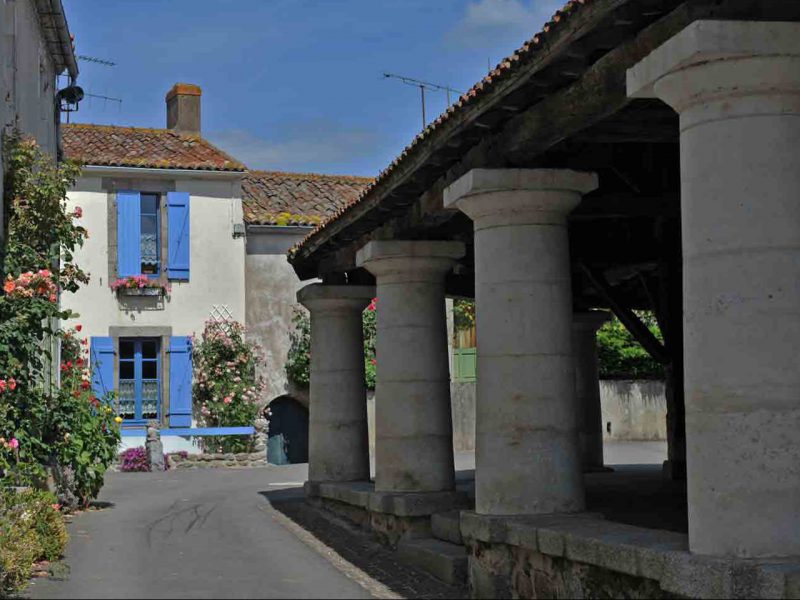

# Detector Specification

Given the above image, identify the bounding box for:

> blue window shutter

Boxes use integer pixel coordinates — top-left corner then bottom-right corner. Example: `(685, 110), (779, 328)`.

(169, 336), (193, 427)
(167, 191), (190, 280)
(90, 337), (115, 402)
(117, 191), (141, 277)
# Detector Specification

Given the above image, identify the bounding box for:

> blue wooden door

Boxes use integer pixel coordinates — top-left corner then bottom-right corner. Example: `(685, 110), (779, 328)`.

(267, 397), (309, 465)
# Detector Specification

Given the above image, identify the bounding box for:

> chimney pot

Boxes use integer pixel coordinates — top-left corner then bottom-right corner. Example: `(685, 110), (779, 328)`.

(166, 83), (201, 134)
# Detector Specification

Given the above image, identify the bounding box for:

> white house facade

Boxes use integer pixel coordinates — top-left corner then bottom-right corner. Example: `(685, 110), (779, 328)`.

(62, 84), (370, 455)
(62, 85), (248, 451)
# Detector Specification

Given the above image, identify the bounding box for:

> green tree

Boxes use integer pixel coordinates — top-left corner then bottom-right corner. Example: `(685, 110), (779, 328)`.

(597, 313), (664, 379)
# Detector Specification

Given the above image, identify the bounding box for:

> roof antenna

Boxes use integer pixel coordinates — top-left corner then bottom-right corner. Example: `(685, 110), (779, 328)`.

(77, 55), (117, 67)
(383, 72), (463, 130)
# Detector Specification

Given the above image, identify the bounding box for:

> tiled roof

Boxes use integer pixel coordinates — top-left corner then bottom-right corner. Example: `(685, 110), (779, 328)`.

(243, 171), (372, 226)
(291, 0), (593, 259)
(62, 123), (246, 172)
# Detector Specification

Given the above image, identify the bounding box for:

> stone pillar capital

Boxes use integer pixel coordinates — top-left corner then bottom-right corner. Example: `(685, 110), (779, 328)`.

(444, 168), (598, 228)
(627, 20), (800, 121)
(356, 240), (465, 282)
(296, 283), (375, 313)
(573, 310), (612, 333)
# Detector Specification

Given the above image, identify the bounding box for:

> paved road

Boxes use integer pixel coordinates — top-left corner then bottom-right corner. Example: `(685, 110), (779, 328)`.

(28, 465), (372, 599)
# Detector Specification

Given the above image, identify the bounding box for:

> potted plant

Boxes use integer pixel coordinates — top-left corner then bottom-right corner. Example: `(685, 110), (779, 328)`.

(111, 276), (170, 298)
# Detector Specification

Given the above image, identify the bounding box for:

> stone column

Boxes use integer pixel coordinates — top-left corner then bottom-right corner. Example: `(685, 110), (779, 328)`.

(445, 169), (598, 515)
(573, 311), (611, 472)
(628, 20), (800, 558)
(297, 283), (374, 483)
(356, 240), (464, 493)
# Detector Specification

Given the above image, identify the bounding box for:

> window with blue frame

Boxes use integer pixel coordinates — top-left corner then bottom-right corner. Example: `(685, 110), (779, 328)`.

(117, 191), (190, 281)
(140, 193), (160, 276)
(118, 338), (161, 423)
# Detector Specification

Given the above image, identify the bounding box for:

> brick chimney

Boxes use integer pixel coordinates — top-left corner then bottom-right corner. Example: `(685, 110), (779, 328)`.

(166, 83), (201, 135)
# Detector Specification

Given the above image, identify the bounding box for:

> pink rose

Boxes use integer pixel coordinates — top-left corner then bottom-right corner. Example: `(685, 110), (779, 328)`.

(8, 438), (19, 449)
(73, 206), (83, 218)
(223, 396), (232, 405)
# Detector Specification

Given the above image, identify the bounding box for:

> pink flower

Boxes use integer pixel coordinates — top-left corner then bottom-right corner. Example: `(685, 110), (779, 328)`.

(223, 396), (232, 405)
(8, 438), (19, 449)
(73, 206), (83, 218)
(8, 378), (16, 391)
(38, 269), (52, 278)
(0, 380), (6, 393)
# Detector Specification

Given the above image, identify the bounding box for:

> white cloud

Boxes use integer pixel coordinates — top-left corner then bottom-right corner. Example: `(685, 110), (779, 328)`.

(446, 0), (563, 49)
(206, 121), (381, 174)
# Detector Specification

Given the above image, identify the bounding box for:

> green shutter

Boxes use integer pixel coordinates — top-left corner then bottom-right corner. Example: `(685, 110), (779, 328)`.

(453, 347), (477, 382)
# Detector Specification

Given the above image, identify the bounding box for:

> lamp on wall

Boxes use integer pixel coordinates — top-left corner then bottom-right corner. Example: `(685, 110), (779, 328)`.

(56, 84), (84, 114)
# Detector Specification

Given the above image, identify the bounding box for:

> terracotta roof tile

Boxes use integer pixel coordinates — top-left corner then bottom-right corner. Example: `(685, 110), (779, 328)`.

(62, 123), (246, 172)
(291, 0), (592, 260)
(242, 171), (372, 226)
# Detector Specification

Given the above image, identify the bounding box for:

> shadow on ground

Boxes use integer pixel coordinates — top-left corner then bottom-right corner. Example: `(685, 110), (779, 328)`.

(259, 488), (467, 600)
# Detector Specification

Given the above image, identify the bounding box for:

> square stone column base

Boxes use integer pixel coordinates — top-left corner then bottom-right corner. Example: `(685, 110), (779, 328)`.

(305, 480), (469, 546)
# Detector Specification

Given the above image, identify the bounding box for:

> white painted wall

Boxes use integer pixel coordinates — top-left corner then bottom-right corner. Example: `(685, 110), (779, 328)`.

(244, 226), (312, 407)
(62, 172), (246, 340)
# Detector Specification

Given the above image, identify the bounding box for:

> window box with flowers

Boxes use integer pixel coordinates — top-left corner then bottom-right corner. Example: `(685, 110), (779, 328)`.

(111, 276), (171, 298)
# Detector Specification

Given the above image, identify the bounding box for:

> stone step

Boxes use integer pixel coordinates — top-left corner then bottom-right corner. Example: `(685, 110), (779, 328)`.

(431, 510), (463, 545)
(396, 537), (468, 586)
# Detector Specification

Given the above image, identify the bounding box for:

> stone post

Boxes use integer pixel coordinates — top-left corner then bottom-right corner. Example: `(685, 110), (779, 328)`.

(445, 169), (598, 515)
(146, 422), (165, 472)
(628, 20), (800, 557)
(356, 240), (464, 493)
(297, 283), (374, 483)
(573, 311), (611, 472)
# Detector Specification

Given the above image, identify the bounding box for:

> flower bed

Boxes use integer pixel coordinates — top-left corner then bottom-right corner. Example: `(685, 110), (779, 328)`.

(0, 488), (68, 595)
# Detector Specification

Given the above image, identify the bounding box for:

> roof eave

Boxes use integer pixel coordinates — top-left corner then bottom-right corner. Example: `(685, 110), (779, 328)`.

(80, 164), (245, 180)
(35, 0), (78, 79)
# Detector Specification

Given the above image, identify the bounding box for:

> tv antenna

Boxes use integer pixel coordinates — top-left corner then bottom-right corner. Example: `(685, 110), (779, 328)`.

(77, 55), (117, 67)
(383, 72), (463, 130)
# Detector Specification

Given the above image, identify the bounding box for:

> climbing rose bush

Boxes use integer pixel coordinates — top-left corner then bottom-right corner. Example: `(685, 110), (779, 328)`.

(285, 298), (377, 390)
(0, 136), (118, 505)
(192, 320), (265, 453)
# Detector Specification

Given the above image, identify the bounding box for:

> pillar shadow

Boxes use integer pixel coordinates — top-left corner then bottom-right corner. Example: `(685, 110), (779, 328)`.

(258, 488), (467, 599)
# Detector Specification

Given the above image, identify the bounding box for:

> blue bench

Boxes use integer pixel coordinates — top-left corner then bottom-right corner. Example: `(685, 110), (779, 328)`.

(120, 426), (255, 438)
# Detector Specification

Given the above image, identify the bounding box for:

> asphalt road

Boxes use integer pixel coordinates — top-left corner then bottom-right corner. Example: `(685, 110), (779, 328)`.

(28, 465), (372, 599)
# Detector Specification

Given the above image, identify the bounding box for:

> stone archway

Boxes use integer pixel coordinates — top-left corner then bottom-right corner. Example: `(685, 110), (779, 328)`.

(266, 395), (309, 465)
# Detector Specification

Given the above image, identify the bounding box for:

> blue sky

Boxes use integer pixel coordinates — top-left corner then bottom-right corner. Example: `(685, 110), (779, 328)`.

(62, 0), (562, 176)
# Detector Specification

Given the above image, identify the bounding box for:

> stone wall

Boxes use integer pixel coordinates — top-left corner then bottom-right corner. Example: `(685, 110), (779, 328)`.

(167, 451), (266, 469)
(600, 380), (666, 441)
(436, 379), (668, 452)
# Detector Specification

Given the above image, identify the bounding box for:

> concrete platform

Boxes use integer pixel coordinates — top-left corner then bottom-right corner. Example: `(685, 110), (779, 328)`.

(396, 538), (467, 586)
(461, 511), (800, 599)
(431, 510), (463, 545)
